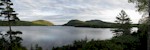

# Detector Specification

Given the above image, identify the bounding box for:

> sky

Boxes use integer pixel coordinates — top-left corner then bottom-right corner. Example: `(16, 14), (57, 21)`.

(11, 0), (142, 25)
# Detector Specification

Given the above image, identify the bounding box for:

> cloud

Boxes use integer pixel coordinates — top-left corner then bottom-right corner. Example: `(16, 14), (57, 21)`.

(11, 0), (142, 25)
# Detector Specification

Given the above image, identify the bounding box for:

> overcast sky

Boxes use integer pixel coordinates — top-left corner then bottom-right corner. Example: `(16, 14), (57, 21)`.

(11, 0), (142, 25)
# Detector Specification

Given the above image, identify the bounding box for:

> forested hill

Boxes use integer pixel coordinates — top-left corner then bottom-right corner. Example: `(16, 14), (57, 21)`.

(63, 20), (117, 28)
(63, 20), (138, 28)
(0, 20), (54, 26)
(32, 20), (54, 26)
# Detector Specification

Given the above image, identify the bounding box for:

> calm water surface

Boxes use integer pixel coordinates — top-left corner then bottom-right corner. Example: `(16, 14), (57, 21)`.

(0, 26), (137, 50)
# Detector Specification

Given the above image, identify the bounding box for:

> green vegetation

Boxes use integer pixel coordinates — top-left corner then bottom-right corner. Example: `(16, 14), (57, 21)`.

(52, 10), (147, 50)
(0, 20), (54, 26)
(0, 0), (148, 50)
(30, 44), (43, 50)
(128, 0), (148, 12)
(54, 0), (148, 50)
(64, 19), (138, 28)
(113, 10), (132, 35)
(0, 31), (27, 50)
(64, 20), (117, 28)
(0, 30), (43, 50)
(0, 0), (19, 21)
(32, 20), (54, 26)
(0, 0), (28, 49)
(52, 31), (146, 50)
(128, 0), (148, 49)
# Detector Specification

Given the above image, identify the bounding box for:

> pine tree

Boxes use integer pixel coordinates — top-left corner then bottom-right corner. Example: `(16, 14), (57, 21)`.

(114, 10), (132, 35)
(0, 0), (20, 31)
(0, 0), (26, 50)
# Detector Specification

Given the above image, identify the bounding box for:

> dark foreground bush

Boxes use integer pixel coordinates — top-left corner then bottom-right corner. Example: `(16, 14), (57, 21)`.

(52, 32), (146, 50)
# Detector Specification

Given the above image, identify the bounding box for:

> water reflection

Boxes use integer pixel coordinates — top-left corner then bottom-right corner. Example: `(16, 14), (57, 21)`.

(0, 26), (137, 50)
(0, 26), (115, 50)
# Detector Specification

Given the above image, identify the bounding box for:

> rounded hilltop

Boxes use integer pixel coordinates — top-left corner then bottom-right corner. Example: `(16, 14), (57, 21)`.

(32, 20), (54, 26)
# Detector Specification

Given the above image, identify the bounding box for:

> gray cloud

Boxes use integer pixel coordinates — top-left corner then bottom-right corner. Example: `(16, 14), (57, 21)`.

(11, 0), (142, 25)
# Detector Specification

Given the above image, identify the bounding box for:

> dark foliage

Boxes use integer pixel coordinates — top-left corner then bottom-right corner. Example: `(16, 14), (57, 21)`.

(52, 30), (147, 50)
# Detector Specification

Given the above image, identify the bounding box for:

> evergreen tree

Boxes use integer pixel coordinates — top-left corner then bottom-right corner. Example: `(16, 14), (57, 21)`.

(0, 0), (26, 50)
(114, 10), (132, 35)
(0, 0), (20, 31)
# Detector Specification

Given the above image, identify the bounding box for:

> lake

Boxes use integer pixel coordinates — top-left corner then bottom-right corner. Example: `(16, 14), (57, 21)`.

(0, 26), (137, 50)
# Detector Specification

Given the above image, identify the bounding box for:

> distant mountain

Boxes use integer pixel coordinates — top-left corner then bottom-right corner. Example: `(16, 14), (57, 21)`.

(64, 20), (117, 28)
(32, 20), (54, 26)
(64, 20), (85, 26)
(0, 20), (54, 26)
